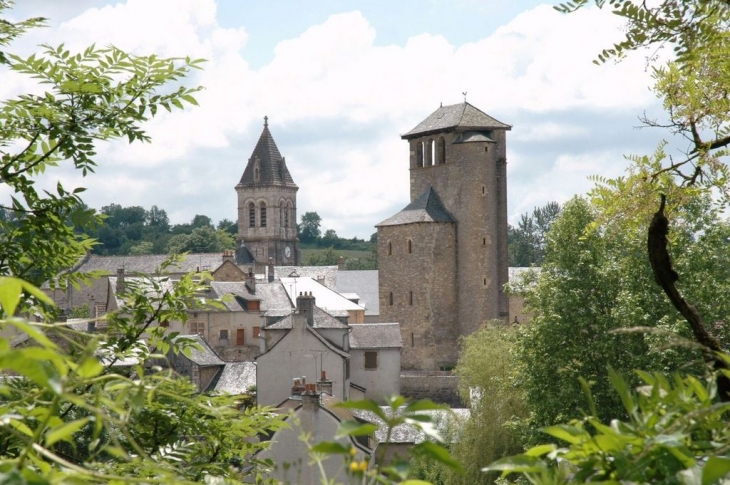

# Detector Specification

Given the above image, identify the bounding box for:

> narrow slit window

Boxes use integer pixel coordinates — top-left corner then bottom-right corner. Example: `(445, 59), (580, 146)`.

(260, 203), (267, 227)
(389, 292), (393, 306)
(248, 203), (255, 228)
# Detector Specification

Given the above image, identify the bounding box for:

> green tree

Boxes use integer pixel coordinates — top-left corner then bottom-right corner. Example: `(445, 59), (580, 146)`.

(0, 3), (285, 482)
(447, 324), (529, 484)
(299, 211), (322, 243)
(217, 217), (237, 235)
(508, 201), (561, 267)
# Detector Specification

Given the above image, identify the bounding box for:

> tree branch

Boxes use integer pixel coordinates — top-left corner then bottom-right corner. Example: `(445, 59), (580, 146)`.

(647, 194), (730, 400)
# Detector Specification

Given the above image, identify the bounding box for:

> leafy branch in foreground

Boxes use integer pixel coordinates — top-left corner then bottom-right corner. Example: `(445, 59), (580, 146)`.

(487, 366), (730, 484)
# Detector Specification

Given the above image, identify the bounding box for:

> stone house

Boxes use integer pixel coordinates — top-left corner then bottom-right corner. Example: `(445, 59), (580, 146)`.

(167, 335), (226, 392)
(257, 386), (372, 484)
(257, 292), (402, 406)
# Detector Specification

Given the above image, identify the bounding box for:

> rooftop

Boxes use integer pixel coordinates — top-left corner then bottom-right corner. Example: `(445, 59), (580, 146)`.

(349, 323), (402, 349)
(402, 102), (511, 139)
(238, 118), (296, 187)
(376, 187), (455, 227)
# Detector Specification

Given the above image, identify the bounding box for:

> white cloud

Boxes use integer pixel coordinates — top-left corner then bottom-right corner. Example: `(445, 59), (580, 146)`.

(1, 2), (663, 238)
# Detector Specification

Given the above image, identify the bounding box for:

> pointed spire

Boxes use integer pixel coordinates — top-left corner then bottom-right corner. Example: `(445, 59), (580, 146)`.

(238, 117), (296, 187)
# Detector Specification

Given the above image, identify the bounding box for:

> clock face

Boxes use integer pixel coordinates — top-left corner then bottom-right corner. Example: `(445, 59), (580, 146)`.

(284, 246), (291, 258)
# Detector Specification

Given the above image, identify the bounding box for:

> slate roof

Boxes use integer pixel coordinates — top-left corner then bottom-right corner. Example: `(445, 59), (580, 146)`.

(349, 323), (402, 349)
(402, 102), (511, 139)
(280, 277), (364, 313)
(238, 118), (296, 187)
(376, 187), (455, 227)
(336, 270), (379, 316)
(235, 243), (256, 264)
(353, 407), (470, 444)
(209, 280), (293, 314)
(73, 253), (226, 276)
(275, 266), (338, 290)
(175, 334), (225, 366)
(266, 306), (348, 329)
(108, 276), (175, 309)
(214, 362), (256, 394)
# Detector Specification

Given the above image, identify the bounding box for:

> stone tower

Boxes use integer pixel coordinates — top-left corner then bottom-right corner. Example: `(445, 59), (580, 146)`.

(376, 102), (510, 370)
(236, 117), (300, 266)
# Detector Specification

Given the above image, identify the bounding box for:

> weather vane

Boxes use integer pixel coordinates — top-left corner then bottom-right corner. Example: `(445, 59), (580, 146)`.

(462, 91), (467, 102)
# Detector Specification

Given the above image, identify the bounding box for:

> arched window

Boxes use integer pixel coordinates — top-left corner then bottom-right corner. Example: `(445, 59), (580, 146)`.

(437, 137), (446, 164)
(248, 203), (255, 228)
(260, 202), (267, 228)
(416, 142), (424, 168)
(407, 239), (412, 253)
(388, 241), (392, 255)
(425, 139), (433, 166)
(388, 292), (393, 306)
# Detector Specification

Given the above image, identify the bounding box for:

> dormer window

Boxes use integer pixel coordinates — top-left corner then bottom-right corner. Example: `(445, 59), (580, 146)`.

(254, 159), (261, 183)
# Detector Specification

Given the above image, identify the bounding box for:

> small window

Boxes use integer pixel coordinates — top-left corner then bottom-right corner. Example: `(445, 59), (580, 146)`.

(345, 359), (350, 379)
(409, 291), (413, 306)
(248, 203), (255, 228)
(364, 351), (378, 370)
(253, 326), (261, 338)
(483, 278), (487, 287)
(189, 322), (204, 336)
(388, 242), (392, 255)
(260, 203), (267, 227)
(411, 332), (415, 347)
(389, 292), (393, 306)
(407, 239), (412, 254)
(482, 238), (486, 246)
(219, 329), (229, 341)
(416, 142), (424, 168)
(160, 321), (169, 328)
(481, 185), (486, 196)
(437, 136), (446, 164)
(236, 328), (245, 346)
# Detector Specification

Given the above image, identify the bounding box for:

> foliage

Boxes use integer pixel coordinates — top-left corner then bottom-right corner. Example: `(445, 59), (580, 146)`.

(0, 5), (203, 293)
(448, 324), (529, 484)
(68, 302), (91, 319)
(166, 225), (235, 254)
(508, 201), (561, 267)
(514, 189), (730, 433)
(298, 211), (322, 243)
(311, 396), (462, 484)
(0, 4), (286, 483)
(0, 272), (286, 483)
(487, 366), (730, 485)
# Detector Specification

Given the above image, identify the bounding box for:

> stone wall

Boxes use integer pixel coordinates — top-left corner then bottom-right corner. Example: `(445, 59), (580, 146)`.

(378, 222), (458, 370)
(400, 372), (463, 408)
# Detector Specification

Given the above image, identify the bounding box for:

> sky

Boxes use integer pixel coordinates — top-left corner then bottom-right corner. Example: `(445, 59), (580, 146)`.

(2, 0), (670, 239)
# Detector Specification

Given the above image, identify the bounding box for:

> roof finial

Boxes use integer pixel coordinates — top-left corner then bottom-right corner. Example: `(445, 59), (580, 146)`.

(462, 91), (467, 102)
(264, 115), (268, 127)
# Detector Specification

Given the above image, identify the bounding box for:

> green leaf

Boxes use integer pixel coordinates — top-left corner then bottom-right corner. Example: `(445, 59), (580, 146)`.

(0, 277), (23, 316)
(310, 441), (350, 454)
(45, 417), (91, 446)
(76, 357), (103, 378)
(702, 456), (730, 485)
(412, 441), (462, 473)
(541, 424), (587, 444)
(484, 454), (547, 474)
(335, 420), (377, 438)
(524, 444), (557, 457)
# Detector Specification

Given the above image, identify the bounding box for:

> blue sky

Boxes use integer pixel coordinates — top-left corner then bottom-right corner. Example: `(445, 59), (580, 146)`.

(3, 1), (666, 239)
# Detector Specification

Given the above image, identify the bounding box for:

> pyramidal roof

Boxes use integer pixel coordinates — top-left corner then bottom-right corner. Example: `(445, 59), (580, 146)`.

(376, 187), (455, 227)
(402, 102), (511, 139)
(238, 117), (296, 186)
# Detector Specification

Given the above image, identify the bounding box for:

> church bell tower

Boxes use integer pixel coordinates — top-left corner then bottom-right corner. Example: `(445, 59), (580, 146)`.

(235, 117), (300, 266)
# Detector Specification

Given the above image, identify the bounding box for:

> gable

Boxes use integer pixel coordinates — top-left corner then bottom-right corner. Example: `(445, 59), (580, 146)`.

(212, 260), (245, 282)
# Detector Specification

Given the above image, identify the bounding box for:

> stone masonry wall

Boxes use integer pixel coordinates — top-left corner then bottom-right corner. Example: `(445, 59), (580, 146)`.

(378, 222), (458, 370)
(408, 130), (509, 338)
(400, 372), (463, 408)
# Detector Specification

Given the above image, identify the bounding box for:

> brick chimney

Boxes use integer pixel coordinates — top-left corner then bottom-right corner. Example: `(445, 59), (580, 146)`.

(291, 377), (306, 399)
(116, 268), (125, 294)
(222, 249), (234, 263)
(301, 383), (320, 411)
(267, 257), (275, 282)
(245, 270), (256, 294)
(316, 370), (333, 396)
(296, 291), (315, 326)
(337, 255), (346, 270)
